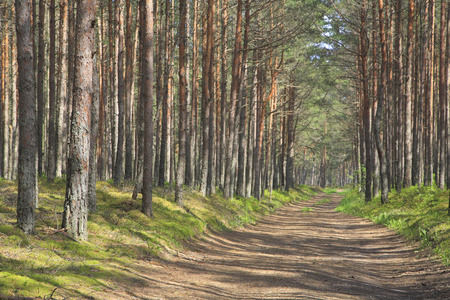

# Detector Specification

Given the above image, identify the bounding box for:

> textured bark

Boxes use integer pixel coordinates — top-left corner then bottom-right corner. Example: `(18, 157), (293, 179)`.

(360, 0), (371, 201)
(218, 0), (228, 190)
(372, 18), (380, 197)
(375, 0), (389, 204)
(236, 1), (250, 197)
(224, 0), (242, 199)
(158, 0), (171, 187)
(109, 0), (116, 176)
(446, 2), (450, 193)
(16, 0), (37, 234)
(438, 0), (447, 189)
(394, 0), (403, 191)
(47, 0), (56, 182)
(286, 86), (295, 192)
(404, 0), (414, 187)
(0, 5), (5, 178)
(124, 0), (134, 180)
(55, 0), (68, 177)
(200, 0), (214, 196)
(423, 0), (435, 187)
(89, 54), (100, 213)
(62, 0), (96, 241)
(175, 0), (187, 207)
(66, 0), (75, 174)
(114, 0), (124, 184)
(413, 1), (426, 186)
(37, 0), (45, 176)
(97, 2), (106, 180)
(140, 0), (154, 217)
(184, 0), (192, 186)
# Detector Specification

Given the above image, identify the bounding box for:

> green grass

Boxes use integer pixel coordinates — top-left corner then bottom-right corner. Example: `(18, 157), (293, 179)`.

(301, 207), (314, 212)
(314, 197), (331, 206)
(0, 178), (317, 298)
(323, 187), (338, 195)
(336, 186), (450, 266)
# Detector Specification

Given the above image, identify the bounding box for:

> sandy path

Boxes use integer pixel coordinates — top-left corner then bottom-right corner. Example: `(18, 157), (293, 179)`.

(100, 193), (450, 299)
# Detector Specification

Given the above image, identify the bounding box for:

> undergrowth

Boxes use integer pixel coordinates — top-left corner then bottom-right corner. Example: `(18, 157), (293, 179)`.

(0, 178), (316, 298)
(336, 185), (450, 266)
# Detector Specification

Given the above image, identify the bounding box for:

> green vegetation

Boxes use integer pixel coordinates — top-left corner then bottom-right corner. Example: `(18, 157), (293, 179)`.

(337, 186), (450, 266)
(301, 207), (314, 213)
(0, 178), (316, 298)
(323, 188), (338, 195)
(314, 197), (331, 206)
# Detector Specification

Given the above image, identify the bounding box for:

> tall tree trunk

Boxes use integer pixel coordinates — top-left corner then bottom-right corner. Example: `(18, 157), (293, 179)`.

(0, 4), (6, 178)
(37, 0), (45, 176)
(114, 0), (124, 184)
(124, 0), (134, 180)
(360, 0), (372, 201)
(200, 0), (214, 196)
(186, 0), (199, 187)
(413, 1), (427, 186)
(141, 0), (154, 217)
(109, 0), (116, 177)
(423, 0), (435, 186)
(375, 0), (389, 204)
(218, 0), (228, 190)
(97, 1), (106, 180)
(89, 53), (100, 213)
(16, 0), (37, 234)
(404, 0), (414, 187)
(236, 0), (250, 197)
(159, 0), (171, 187)
(56, 0), (68, 178)
(184, 0), (192, 186)
(224, 0), (242, 199)
(394, 0), (403, 191)
(62, 0), (97, 241)
(286, 85), (295, 191)
(46, 0), (56, 182)
(438, 0), (447, 189)
(175, 0), (187, 207)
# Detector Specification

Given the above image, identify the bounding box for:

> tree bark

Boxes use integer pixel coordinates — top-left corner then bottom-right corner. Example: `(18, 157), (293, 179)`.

(438, 0), (447, 189)
(224, 0), (242, 199)
(375, 0), (389, 204)
(200, 0), (214, 196)
(62, 0), (97, 241)
(109, 0), (116, 177)
(47, 0), (56, 182)
(175, 0), (187, 207)
(16, 0), (37, 234)
(124, 0), (134, 180)
(360, 0), (371, 201)
(404, 0), (414, 187)
(89, 53), (100, 213)
(141, 0), (154, 217)
(37, 0), (45, 176)
(114, 0), (125, 184)
(55, 0), (68, 178)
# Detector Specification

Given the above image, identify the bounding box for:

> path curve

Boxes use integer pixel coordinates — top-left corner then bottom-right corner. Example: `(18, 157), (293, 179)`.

(103, 193), (450, 299)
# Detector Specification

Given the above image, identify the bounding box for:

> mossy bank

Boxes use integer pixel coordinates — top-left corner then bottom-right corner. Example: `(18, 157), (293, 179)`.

(337, 186), (450, 266)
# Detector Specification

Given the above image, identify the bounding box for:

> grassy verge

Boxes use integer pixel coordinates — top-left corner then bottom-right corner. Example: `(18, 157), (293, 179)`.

(336, 186), (450, 266)
(0, 178), (316, 299)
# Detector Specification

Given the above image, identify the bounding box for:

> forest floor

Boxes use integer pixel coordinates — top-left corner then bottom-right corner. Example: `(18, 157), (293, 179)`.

(93, 192), (450, 299)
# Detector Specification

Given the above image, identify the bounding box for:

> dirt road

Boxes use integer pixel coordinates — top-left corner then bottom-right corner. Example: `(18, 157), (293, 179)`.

(100, 193), (450, 299)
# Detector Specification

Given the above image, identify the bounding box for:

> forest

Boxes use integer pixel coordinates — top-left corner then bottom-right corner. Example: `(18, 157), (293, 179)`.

(1, 0), (449, 240)
(0, 0), (449, 298)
